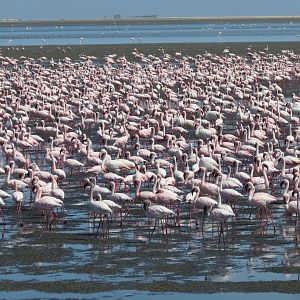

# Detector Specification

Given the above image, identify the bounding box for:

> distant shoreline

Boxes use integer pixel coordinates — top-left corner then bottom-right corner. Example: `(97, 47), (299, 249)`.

(0, 16), (300, 26)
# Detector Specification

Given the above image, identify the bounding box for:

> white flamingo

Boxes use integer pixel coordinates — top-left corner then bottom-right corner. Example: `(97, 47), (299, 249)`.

(210, 187), (235, 244)
(33, 185), (65, 231)
(88, 183), (112, 237)
(143, 199), (175, 234)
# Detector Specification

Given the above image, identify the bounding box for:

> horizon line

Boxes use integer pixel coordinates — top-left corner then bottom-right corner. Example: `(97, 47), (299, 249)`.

(0, 15), (300, 25)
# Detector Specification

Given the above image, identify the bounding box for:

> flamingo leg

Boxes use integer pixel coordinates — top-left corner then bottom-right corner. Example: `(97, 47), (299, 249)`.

(259, 207), (263, 227)
(194, 207), (199, 228)
(16, 202), (23, 227)
(221, 222), (226, 247)
(102, 214), (106, 238)
(61, 206), (67, 224)
(217, 224), (222, 244)
(96, 214), (102, 236)
(161, 219), (164, 234)
(114, 179), (119, 192)
(120, 205), (131, 226)
(165, 218), (168, 235)
(92, 212), (96, 232)
(264, 206), (269, 225)
(265, 206), (276, 233)
(119, 210), (123, 228)
(201, 206), (207, 234)
(46, 214), (50, 231)
(189, 204), (192, 228)
(0, 208), (5, 234)
(248, 206), (254, 220)
(231, 202), (237, 219)
(151, 219), (157, 235)
(49, 211), (57, 231)
(231, 217), (236, 240)
(106, 214), (110, 237)
(177, 206), (181, 227)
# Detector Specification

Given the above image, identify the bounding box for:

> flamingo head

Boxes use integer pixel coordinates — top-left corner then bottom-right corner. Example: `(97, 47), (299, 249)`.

(191, 186), (199, 195)
(59, 147), (66, 155)
(282, 193), (290, 204)
(211, 169), (221, 178)
(81, 178), (91, 190)
(4, 165), (10, 174)
(244, 181), (254, 193)
(280, 179), (288, 189)
(143, 199), (152, 211)
(32, 184), (39, 193)
(292, 189), (299, 199)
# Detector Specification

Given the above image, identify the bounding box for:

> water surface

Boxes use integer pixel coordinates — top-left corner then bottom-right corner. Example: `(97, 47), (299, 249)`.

(1, 21), (300, 46)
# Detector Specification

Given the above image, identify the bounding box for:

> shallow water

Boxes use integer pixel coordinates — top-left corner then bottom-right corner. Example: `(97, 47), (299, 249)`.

(1, 160), (300, 297)
(1, 21), (300, 46)
(1, 291), (300, 300)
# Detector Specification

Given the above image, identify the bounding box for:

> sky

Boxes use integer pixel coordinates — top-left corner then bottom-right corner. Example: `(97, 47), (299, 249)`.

(1, 0), (300, 19)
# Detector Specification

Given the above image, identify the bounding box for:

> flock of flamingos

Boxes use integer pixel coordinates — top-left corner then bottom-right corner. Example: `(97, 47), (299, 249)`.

(1, 46), (300, 244)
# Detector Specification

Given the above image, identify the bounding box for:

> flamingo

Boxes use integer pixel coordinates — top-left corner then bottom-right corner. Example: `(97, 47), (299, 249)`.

(32, 185), (65, 231)
(60, 148), (84, 174)
(210, 187), (235, 244)
(143, 199), (175, 234)
(110, 181), (133, 226)
(135, 176), (158, 203)
(244, 182), (277, 230)
(88, 182), (112, 237)
(186, 186), (217, 232)
(0, 197), (5, 220)
(4, 165), (28, 190)
(50, 154), (66, 181)
(283, 192), (299, 216)
(12, 181), (24, 226)
(293, 190), (300, 241)
(83, 177), (111, 198)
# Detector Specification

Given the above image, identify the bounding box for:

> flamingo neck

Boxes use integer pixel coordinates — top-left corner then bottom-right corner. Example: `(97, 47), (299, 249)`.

(6, 167), (11, 184)
(51, 157), (56, 172)
(294, 176), (300, 190)
(248, 186), (255, 201)
(217, 190), (222, 206)
(281, 158), (286, 176)
(263, 168), (269, 190)
(200, 169), (206, 185)
(89, 185), (95, 202)
(111, 182), (116, 195)
(250, 166), (254, 181)
(152, 176), (158, 193)
(135, 180), (141, 197)
(234, 161), (239, 175)
(173, 157), (178, 172)
(283, 180), (289, 195)
(219, 175), (223, 191)
(35, 188), (42, 203)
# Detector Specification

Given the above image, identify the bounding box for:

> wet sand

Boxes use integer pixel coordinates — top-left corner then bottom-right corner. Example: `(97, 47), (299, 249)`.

(1, 41), (300, 60)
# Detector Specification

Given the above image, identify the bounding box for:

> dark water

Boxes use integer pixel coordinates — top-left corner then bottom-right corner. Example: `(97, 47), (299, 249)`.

(1, 21), (300, 46)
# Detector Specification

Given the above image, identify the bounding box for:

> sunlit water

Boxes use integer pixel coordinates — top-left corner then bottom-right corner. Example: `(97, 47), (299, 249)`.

(1, 21), (300, 46)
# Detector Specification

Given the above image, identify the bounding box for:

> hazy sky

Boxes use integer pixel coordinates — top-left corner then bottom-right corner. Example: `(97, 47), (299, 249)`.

(1, 0), (300, 19)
